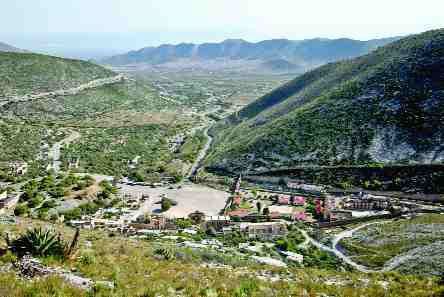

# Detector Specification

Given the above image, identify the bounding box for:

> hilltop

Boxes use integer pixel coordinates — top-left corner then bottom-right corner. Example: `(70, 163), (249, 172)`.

(102, 37), (399, 74)
(0, 41), (28, 53)
(205, 29), (444, 174)
(0, 52), (115, 98)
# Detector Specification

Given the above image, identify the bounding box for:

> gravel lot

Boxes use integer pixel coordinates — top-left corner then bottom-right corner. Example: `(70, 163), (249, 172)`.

(118, 182), (230, 218)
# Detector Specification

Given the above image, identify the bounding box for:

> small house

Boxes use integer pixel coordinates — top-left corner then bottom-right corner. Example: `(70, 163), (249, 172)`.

(277, 195), (290, 205)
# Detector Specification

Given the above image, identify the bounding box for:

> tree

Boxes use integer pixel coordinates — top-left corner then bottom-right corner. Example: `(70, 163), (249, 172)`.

(256, 201), (262, 213)
(14, 203), (29, 216)
(161, 199), (172, 212)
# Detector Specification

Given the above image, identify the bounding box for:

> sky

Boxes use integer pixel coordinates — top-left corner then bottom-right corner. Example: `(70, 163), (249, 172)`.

(1, 0), (443, 58)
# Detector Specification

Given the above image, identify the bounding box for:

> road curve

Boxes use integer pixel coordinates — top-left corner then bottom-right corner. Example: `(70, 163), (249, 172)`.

(297, 228), (378, 273)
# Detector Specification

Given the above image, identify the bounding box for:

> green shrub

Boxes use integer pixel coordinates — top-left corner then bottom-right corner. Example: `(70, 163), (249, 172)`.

(161, 199), (172, 212)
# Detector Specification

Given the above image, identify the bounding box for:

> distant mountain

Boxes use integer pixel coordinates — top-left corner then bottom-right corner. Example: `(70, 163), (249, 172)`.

(205, 29), (444, 172)
(101, 37), (400, 73)
(0, 41), (28, 53)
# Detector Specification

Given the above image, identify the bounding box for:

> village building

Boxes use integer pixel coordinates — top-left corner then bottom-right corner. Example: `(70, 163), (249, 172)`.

(239, 222), (288, 240)
(130, 215), (173, 230)
(325, 209), (353, 221)
(68, 157), (80, 169)
(227, 208), (251, 218)
(0, 161), (28, 176)
(292, 196), (306, 206)
(277, 195), (291, 205)
(286, 181), (325, 195)
(291, 211), (308, 221)
(204, 215), (231, 230)
(344, 195), (391, 210)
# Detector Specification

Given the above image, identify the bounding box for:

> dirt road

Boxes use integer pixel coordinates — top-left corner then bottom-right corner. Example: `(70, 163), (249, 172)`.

(0, 75), (125, 107)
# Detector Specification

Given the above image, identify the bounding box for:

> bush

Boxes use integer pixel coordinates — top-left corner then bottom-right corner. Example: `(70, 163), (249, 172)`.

(14, 203), (29, 216)
(161, 199), (172, 212)
(78, 252), (96, 265)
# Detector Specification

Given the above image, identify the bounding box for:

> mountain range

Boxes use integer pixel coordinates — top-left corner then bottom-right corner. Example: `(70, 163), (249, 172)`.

(205, 29), (444, 173)
(102, 37), (399, 73)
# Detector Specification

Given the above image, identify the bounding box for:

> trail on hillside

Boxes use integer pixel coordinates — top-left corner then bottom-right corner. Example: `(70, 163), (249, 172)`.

(0, 75), (125, 107)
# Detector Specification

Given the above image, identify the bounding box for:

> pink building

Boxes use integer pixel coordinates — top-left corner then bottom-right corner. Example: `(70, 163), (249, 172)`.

(277, 195), (290, 205)
(292, 196), (306, 206)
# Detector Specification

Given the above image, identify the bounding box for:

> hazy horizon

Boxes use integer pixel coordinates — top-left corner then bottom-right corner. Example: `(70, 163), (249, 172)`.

(1, 0), (443, 59)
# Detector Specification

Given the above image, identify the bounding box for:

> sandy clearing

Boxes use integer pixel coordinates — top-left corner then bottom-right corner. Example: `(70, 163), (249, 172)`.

(118, 182), (230, 218)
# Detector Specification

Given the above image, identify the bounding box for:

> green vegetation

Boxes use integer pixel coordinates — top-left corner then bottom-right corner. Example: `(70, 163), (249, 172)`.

(5, 80), (179, 126)
(61, 125), (183, 178)
(340, 214), (444, 274)
(0, 52), (114, 98)
(207, 29), (444, 173)
(0, 220), (442, 296)
(5, 227), (79, 258)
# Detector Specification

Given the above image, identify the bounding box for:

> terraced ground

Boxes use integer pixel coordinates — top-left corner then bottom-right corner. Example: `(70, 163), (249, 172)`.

(339, 214), (444, 275)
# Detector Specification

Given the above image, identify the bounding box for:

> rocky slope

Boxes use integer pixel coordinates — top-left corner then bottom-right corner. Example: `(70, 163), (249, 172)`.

(102, 37), (398, 73)
(205, 29), (444, 173)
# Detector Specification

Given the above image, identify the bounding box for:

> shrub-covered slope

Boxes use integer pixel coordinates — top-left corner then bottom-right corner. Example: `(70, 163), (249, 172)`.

(206, 29), (444, 172)
(0, 52), (115, 98)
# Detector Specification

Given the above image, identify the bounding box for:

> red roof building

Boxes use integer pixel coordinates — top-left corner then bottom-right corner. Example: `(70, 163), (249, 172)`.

(227, 208), (251, 218)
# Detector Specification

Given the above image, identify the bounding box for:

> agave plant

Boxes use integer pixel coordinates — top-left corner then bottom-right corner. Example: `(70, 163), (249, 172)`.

(6, 227), (80, 258)
(154, 247), (176, 261)
(7, 228), (63, 257)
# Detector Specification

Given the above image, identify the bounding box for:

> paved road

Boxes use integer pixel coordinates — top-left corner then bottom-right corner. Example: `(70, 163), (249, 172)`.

(48, 130), (81, 173)
(187, 127), (213, 180)
(297, 227), (378, 273)
(331, 221), (388, 250)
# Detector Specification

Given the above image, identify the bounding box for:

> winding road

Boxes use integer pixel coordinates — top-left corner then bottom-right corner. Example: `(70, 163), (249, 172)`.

(297, 221), (400, 273)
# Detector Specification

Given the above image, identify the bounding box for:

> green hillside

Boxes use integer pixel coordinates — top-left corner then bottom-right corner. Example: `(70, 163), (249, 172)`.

(0, 51), (187, 178)
(0, 52), (115, 98)
(206, 29), (444, 172)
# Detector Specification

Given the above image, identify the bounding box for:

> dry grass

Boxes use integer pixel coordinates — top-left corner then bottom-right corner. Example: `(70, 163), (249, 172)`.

(0, 219), (443, 297)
